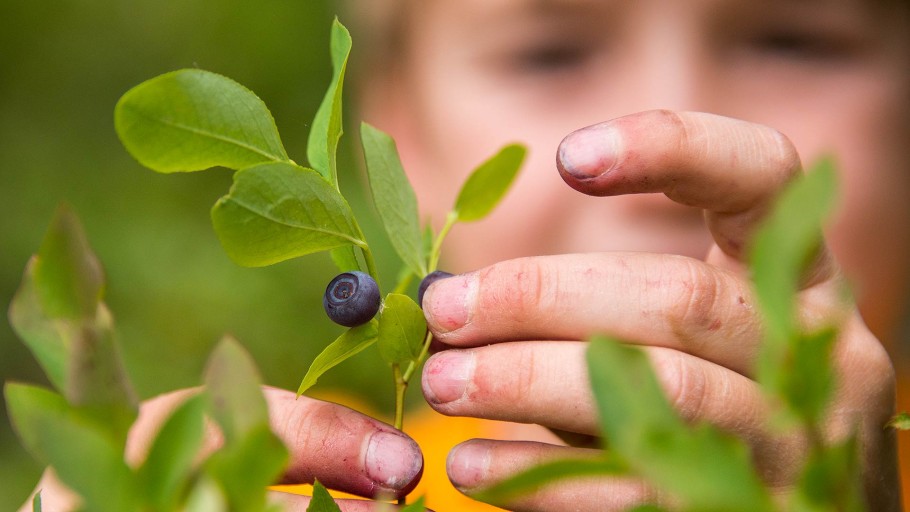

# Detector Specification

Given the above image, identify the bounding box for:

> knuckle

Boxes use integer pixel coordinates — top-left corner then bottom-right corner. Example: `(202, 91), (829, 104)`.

(652, 350), (708, 423)
(478, 258), (551, 323)
(665, 258), (722, 351)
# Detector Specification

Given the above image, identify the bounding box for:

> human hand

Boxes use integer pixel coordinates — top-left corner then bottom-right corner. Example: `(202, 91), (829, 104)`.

(20, 387), (424, 512)
(419, 110), (899, 511)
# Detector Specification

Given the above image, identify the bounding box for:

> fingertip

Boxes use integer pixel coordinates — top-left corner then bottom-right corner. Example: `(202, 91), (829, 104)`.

(364, 430), (425, 497)
(446, 440), (492, 492)
(556, 122), (621, 191)
(421, 272), (476, 336)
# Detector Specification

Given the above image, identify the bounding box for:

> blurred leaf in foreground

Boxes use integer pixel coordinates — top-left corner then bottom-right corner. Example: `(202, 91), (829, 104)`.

(8, 205), (137, 443)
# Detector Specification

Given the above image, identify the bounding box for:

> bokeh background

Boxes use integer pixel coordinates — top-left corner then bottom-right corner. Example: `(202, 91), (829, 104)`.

(0, 1), (408, 508)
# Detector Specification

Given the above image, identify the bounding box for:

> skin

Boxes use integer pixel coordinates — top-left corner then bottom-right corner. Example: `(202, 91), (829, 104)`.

(358, 0), (910, 509)
(26, 0), (910, 509)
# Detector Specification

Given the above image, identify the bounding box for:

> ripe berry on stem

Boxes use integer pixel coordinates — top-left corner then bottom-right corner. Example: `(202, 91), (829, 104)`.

(323, 271), (381, 327)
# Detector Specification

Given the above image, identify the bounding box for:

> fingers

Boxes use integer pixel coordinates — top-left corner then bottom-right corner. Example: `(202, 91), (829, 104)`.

(422, 253), (764, 375)
(422, 342), (776, 453)
(125, 387), (423, 500)
(445, 440), (656, 511)
(556, 110), (806, 264)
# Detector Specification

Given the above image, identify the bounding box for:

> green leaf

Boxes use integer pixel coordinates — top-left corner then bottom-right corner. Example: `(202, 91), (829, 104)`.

(8, 206), (137, 443)
(5, 383), (140, 512)
(453, 144), (526, 222)
(8, 206), (102, 388)
(115, 69), (288, 173)
(32, 491), (41, 512)
(475, 456), (628, 505)
(32, 204), (103, 319)
(206, 424), (288, 512)
(750, 157), (837, 344)
(399, 496), (427, 512)
(750, 158), (838, 425)
(586, 338), (774, 512)
(790, 436), (864, 512)
(203, 336), (269, 444)
(889, 412), (910, 430)
(780, 329), (837, 425)
(305, 480), (343, 512)
(306, 18), (352, 185)
(184, 475), (228, 512)
(211, 162), (366, 267)
(330, 245), (362, 274)
(139, 393), (207, 511)
(377, 294), (427, 366)
(361, 123), (426, 276)
(297, 321), (379, 396)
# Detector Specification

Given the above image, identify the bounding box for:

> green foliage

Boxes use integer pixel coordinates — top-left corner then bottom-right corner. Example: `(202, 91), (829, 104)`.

(587, 338), (774, 511)
(453, 144), (526, 222)
(297, 320), (379, 396)
(889, 412), (910, 430)
(377, 294), (427, 367)
(138, 394), (207, 511)
(306, 18), (352, 187)
(361, 123), (426, 277)
(306, 481), (343, 512)
(115, 69), (289, 173)
(5, 383), (140, 512)
(8, 206), (137, 445)
(211, 162), (366, 267)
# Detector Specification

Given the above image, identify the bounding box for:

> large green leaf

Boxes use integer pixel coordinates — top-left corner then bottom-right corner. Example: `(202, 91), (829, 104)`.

(790, 436), (864, 512)
(749, 158), (838, 424)
(305, 481), (343, 512)
(211, 162), (366, 267)
(139, 393), (207, 511)
(297, 321), (379, 396)
(203, 336), (269, 444)
(376, 294), (427, 366)
(453, 144), (526, 222)
(206, 424), (288, 512)
(306, 18), (352, 185)
(361, 123), (426, 276)
(8, 206), (137, 443)
(586, 338), (774, 511)
(31, 204), (103, 319)
(750, 158), (837, 345)
(5, 383), (140, 512)
(115, 69), (288, 173)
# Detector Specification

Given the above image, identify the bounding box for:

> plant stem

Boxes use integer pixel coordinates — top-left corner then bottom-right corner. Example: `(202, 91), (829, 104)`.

(428, 211), (459, 272)
(357, 243), (380, 284)
(403, 330), (434, 384)
(393, 364), (406, 430)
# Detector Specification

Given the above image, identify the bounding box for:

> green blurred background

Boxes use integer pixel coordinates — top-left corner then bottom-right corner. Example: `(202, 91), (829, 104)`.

(0, 1), (406, 508)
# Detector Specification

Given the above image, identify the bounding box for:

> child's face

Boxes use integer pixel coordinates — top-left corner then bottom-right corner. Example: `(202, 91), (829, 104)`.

(364, 0), (910, 338)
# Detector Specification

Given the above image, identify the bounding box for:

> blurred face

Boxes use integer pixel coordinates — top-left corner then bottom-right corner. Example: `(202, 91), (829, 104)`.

(363, 0), (910, 340)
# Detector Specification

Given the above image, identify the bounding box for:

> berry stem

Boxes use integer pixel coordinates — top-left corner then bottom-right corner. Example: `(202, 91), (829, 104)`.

(356, 242), (380, 284)
(402, 330), (434, 384)
(393, 364), (406, 430)
(428, 211), (458, 272)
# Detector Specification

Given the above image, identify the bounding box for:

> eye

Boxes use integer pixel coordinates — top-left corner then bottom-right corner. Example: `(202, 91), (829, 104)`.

(508, 42), (593, 75)
(748, 30), (857, 62)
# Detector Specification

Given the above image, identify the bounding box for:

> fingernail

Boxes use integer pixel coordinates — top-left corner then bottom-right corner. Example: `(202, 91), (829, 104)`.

(364, 431), (423, 491)
(557, 124), (621, 180)
(423, 272), (477, 334)
(447, 441), (491, 491)
(423, 350), (475, 404)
